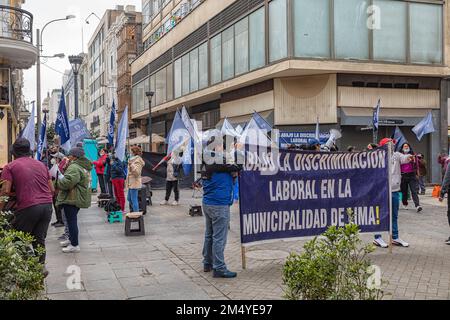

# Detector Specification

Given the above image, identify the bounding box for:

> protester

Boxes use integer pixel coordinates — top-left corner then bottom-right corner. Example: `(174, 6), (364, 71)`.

(49, 152), (65, 228)
(56, 147), (92, 253)
(439, 162), (450, 245)
(399, 143), (422, 212)
(0, 138), (54, 275)
(110, 155), (126, 212)
(201, 134), (241, 278)
(104, 151), (114, 197)
(126, 145), (145, 213)
(93, 148), (108, 194)
(373, 138), (413, 248)
(161, 158), (181, 206)
(438, 153), (450, 179)
(56, 152), (72, 241)
(417, 154), (427, 195)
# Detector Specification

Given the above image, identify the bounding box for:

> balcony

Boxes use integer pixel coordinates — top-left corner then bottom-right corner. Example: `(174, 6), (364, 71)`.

(0, 5), (37, 69)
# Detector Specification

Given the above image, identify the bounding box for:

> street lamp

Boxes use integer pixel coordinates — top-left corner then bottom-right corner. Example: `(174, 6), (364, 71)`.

(146, 91), (155, 150)
(68, 55), (84, 119)
(85, 12), (101, 24)
(36, 14), (76, 134)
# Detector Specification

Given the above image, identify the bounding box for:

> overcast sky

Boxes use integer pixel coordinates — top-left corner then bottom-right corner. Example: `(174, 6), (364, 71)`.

(22, 0), (142, 109)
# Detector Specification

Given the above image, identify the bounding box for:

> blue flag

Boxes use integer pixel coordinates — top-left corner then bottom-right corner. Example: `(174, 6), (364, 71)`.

(108, 101), (116, 146)
(55, 88), (71, 152)
(392, 126), (408, 152)
(36, 112), (47, 160)
(21, 102), (36, 151)
(115, 106), (128, 161)
(167, 110), (190, 155)
(252, 111), (272, 132)
(412, 112), (435, 141)
(373, 99), (381, 130)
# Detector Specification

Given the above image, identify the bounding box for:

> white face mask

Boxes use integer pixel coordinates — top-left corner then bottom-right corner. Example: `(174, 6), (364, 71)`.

(403, 148), (410, 153)
(51, 158), (56, 165)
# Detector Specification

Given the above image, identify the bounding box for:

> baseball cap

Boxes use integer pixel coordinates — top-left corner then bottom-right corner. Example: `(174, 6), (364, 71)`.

(378, 138), (397, 147)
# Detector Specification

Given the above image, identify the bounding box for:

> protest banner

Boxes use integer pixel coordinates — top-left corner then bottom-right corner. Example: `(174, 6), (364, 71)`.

(239, 144), (392, 268)
(69, 119), (90, 148)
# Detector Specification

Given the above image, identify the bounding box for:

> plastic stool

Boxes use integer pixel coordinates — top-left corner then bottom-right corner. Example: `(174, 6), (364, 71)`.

(108, 211), (123, 224)
(125, 212), (145, 236)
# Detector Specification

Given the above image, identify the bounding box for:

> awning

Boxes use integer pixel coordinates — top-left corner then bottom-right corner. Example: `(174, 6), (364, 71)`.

(216, 110), (274, 129)
(129, 134), (165, 145)
(340, 107), (431, 126)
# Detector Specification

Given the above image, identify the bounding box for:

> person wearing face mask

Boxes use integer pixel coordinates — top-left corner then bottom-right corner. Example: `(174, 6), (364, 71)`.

(399, 143), (422, 213)
(373, 138), (414, 248)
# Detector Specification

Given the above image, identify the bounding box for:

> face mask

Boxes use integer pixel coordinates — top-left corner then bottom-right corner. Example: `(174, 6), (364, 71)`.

(51, 158), (56, 165)
(403, 148), (410, 153)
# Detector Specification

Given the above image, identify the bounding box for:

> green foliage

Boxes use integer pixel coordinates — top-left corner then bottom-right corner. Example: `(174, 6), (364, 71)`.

(282, 220), (385, 300)
(0, 199), (45, 300)
(46, 123), (56, 143)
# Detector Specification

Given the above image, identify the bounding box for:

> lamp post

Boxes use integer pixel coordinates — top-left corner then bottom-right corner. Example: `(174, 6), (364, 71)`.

(146, 91), (154, 151)
(69, 55), (84, 119)
(36, 15), (76, 133)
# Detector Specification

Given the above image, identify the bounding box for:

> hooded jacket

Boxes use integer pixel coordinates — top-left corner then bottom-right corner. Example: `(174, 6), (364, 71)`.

(399, 143), (418, 174)
(93, 153), (107, 175)
(56, 156), (92, 208)
(127, 155), (145, 189)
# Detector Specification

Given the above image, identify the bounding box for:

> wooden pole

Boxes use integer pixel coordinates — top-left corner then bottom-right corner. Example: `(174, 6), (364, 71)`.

(388, 142), (393, 254)
(241, 246), (247, 270)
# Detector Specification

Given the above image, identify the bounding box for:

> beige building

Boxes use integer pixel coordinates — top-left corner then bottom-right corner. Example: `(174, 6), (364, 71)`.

(131, 0), (450, 182)
(0, 0), (37, 167)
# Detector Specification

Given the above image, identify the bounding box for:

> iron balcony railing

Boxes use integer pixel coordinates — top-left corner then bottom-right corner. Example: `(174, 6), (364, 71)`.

(0, 5), (33, 43)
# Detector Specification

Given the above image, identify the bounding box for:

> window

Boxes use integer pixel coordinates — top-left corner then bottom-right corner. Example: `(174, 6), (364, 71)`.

(155, 68), (166, 105)
(269, 0), (287, 62)
(198, 42), (208, 89)
(174, 58), (182, 98)
(182, 54), (190, 95)
(410, 3), (442, 64)
(150, 75), (156, 107)
(334, 0), (369, 60)
(235, 17), (249, 76)
(166, 64), (174, 101)
(136, 80), (145, 113)
(294, 0), (330, 58)
(249, 7), (265, 70)
(143, 1), (151, 26)
(222, 26), (234, 81)
(210, 34), (222, 84)
(190, 48), (199, 92)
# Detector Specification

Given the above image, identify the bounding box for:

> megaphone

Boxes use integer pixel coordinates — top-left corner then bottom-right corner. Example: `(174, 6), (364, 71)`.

(325, 129), (342, 149)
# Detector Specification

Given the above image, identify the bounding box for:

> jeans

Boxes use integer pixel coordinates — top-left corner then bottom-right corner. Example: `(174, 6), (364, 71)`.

(418, 176), (426, 194)
(401, 172), (420, 207)
(62, 204), (80, 247)
(202, 204), (230, 272)
(165, 180), (179, 201)
(375, 192), (400, 240)
(62, 208), (69, 239)
(127, 189), (139, 212)
(13, 203), (52, 264)
(112, 178), (125, 211)
(97, 174), (106, 194)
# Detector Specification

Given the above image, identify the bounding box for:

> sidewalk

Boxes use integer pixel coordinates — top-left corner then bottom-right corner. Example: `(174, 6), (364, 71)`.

(44, 189), (450, 300)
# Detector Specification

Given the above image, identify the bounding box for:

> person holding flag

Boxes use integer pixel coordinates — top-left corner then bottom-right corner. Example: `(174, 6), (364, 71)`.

(36, 112), (47, 162)
(108, 101), (116, 147)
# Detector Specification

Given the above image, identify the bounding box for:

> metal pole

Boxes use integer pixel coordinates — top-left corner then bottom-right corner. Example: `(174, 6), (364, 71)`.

(74, 71), (79, 119)
(147, 96), (153, 152)
(36, 29), (42, 136)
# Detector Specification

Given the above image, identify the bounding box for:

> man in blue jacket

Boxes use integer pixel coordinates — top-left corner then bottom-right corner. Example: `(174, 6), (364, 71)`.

(201, 134), (241, 278)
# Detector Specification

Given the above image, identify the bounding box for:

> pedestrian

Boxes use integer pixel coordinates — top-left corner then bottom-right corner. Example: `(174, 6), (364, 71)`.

(439, 162), (450, 245)
(399, 143), (422, 212)
(201, 134), (241, 278)
(373, 138), (413, 248)
(438, 153), (450, 179)
(417, 153), (427, 195)
(49, 152), (65, 228)
(56, 147), (92, 253)
(111, 155), (126, 212)
(0, 138), (54, 276)
(104, 151), (114, 197)
(93, 148), (108, 194)
(160, 158), (181, 206)
(126, 145), (145, 213)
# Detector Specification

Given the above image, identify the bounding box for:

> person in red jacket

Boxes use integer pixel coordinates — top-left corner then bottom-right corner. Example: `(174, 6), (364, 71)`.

(93, 148), (108, 194)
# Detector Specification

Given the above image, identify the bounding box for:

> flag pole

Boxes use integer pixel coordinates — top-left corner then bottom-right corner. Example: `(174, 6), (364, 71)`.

(388, 142), (393, 254)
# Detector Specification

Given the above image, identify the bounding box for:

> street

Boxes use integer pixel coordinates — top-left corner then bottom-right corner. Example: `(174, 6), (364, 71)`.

(44, 189), (450, 300)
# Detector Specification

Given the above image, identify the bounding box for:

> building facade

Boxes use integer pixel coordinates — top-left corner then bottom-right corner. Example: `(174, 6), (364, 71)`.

(0, 0), (36, 166)
(48, 88), (62, 124)
(131, 0), (450, 183)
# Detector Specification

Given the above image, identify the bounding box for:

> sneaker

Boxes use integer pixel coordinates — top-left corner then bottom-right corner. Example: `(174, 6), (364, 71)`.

(445, 237), (450, 245)
(60, 240), (71, 247)
(392, 238), (409, 247)
(171, 201), (179, 206)
(402, 204), (409, 210)
(53, 222), (65, 228)
(213, 269), (237, 278)
(160, 200), (168, 205)
(62, 245), (80, 253)
(203, 264), (213, 273)
(373, 238), (388, 248)
(416, 206), (423, 213)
